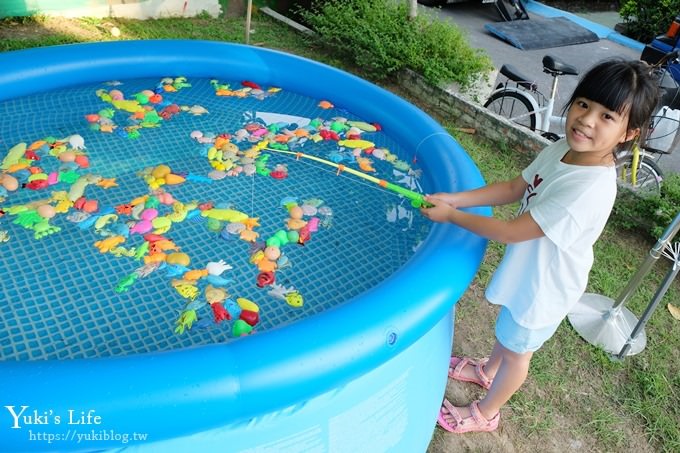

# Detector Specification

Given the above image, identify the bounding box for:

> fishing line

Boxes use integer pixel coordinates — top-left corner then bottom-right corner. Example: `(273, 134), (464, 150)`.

(263, 147), (432, 208)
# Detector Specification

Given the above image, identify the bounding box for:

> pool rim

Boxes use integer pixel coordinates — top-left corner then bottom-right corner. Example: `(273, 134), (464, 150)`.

(0, 39), (489, 447)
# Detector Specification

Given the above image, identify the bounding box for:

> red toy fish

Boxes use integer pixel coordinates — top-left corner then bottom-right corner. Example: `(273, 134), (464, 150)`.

(256, 271), (275, 288)
(242, 80), (261, 90)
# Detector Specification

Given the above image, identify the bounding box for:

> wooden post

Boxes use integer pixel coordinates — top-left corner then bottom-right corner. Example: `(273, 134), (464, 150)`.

(245, 0), (253, 44)
(408, 0), (417, 20)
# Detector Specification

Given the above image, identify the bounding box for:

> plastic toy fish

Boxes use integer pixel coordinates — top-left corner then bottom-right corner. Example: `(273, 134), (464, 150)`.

(195, 317), (217, 330)
(205, 285), (228, 304)
(67, 134), (86, 150)
(236, 297), (259, 313)
(242, 80), (261, 90)
(268, 283), (294, 300)
(224, 298), (242, 319)
(347, 120), (377, 132)
(134, 241), (150, 260)
(240, 309), (259, 326)
(276, 254), (291, 270)
(161, 264), (187, 278)
(338, 139), (375, 149)
(201, 208), (248, 222)
(175, 309), (197, 334)
(206, 260), (232, 276)
(256, 271), (275, 288)
(183, 105), (209, 116)
(232, 319), (253, 337)
(110, 246), (136, 258)
(136, 262), (162, 278)
(356, 157), (376, 172)
(32, 220), (61, 239)
(115, 273), (138, 293)
(111, 99), (144, 113)
(204, 275), (234, 286)
(66, 211), (91, 223)
(94, 213), (118, 231)
(211, 301), (230, 323)
(285, 291), (304, 308)
(94, 235), (126, 253)
(172, 281), (199, 301)
(185, 173), (213, 184)
(1, 143), (27, 170)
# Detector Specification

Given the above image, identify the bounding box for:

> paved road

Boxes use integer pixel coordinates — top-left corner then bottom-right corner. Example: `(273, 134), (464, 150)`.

(421, 1), (680, 174)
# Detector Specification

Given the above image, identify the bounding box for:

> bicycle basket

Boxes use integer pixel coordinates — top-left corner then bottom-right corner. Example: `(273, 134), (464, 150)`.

(644, 105), (680, 154)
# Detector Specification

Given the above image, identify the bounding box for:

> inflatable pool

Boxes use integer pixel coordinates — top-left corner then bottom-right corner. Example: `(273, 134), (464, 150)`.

(0, 40), (488, 451)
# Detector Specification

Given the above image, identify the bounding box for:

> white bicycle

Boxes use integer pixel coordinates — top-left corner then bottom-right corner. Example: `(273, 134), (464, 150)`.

(484, 54), (680, 195)
(484, 54), (578, 142)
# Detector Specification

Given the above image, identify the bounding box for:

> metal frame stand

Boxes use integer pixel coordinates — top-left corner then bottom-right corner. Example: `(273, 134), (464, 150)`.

(568, 212), (680, 359)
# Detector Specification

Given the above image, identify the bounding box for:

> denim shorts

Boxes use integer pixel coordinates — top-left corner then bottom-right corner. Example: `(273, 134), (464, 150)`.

(495, 306), (561, 354)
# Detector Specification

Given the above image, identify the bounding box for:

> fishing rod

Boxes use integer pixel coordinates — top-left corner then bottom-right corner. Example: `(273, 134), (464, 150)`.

(263, 147), (433, 208)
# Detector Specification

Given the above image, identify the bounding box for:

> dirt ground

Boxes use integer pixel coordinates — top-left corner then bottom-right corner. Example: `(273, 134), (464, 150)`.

(425, 277), (655, 453)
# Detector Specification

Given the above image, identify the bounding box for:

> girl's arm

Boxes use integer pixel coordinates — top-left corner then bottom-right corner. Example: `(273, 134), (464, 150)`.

(439, 210), (544, 244)
(428, 174), (528, 208)
(420, 198), (544, 244)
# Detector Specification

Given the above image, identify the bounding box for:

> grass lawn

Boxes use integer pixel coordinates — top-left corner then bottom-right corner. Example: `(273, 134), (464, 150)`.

(1, 10), (679, 453)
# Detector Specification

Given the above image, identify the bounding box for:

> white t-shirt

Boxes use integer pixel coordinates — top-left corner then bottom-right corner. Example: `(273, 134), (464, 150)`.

(485, 139), (617, 329)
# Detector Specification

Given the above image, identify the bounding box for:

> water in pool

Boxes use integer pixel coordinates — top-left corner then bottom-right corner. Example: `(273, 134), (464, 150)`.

(0, 76), (431, 361)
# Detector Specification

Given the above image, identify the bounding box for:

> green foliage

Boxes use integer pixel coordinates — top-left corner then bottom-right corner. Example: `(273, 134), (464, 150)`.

(627, 367), (680, 451)
(1, 14), (47, 25)
(299, 0), (492, 87)
(611, 173), (680, 239)
(619, 0), (680, 43)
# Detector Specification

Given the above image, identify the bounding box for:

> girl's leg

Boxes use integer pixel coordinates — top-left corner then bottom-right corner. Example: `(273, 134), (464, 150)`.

(479, 341), (505, 377)
(477, 342), (532, 419)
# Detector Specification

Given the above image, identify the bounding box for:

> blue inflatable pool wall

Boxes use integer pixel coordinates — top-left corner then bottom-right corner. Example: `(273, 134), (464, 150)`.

(0, 41), (488, 451)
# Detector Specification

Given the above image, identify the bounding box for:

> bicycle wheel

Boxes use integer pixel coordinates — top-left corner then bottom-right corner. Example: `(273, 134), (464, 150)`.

(615, 154), (664, 195)
(495, 0), (530, 21)
(484, 90), (537, 131)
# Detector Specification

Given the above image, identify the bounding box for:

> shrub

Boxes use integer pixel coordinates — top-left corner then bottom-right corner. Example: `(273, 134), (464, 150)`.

(619, 0), (680, 43)
(298, 0), (492, 87)
(612, 173), (680, 239)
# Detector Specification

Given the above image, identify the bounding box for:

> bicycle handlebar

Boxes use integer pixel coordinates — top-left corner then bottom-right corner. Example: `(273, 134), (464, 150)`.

(655, 50), (680, 68)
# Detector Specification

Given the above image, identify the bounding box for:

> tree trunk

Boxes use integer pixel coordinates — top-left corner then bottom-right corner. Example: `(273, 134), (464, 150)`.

(225, 0), (246, 18)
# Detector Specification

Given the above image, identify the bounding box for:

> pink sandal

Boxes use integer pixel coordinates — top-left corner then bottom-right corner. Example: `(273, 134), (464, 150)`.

(449, 356), (493, 390)
(437, 399), (500, 434)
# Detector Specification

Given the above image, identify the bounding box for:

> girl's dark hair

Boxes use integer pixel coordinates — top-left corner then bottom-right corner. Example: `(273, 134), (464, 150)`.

(563, 59), (660, 136)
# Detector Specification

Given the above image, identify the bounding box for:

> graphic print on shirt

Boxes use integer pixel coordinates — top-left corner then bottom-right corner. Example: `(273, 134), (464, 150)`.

(518, 173), (543, 215)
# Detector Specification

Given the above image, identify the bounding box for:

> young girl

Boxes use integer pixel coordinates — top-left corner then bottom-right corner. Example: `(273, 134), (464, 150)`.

(420, 59), (659, 434)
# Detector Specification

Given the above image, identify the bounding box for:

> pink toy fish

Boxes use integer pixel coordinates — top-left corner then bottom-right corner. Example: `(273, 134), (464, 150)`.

(130, 219), (153, 235)
(307, 217), (320, 233)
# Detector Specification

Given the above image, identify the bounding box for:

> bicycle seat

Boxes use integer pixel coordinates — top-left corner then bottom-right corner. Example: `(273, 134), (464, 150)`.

(499, 64), (537, 90)
(542, 55), (579, 76)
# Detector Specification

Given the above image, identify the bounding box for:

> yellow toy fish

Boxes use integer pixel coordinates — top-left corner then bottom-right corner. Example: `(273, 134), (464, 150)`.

(285, 291), (304, 308)
(1, 142), (27, 170)
(338, 139), (375, 150)
(94, 235), (126, 253)
(237, 297), (260, 313)
(201, 208), (248, 223)
(111, 99), (144, 113)
(347, 121), (377, 132)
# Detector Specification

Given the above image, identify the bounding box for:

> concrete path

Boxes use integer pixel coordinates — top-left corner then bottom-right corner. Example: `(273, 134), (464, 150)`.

(422, 0), (680, 173)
